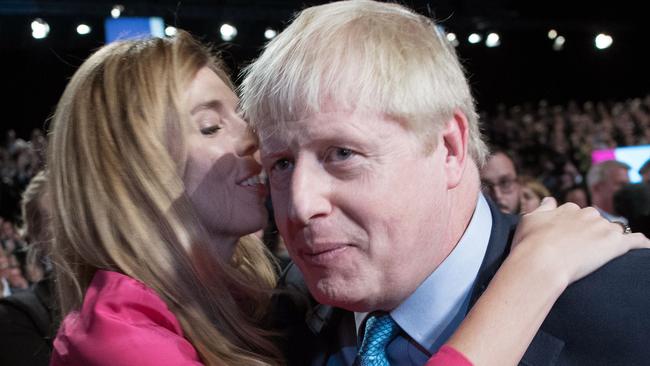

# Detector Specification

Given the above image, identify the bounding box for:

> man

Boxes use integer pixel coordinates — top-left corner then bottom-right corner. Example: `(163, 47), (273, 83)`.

(586, 160), (630, 224)
(480, 151), (521, 214)
(241, 1), (650, 365)
(639, 158), (650, 184)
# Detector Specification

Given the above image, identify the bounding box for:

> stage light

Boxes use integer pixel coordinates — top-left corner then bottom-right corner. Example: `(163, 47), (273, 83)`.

(76, 24), (91, 35)
(553, 35), (565, 51)
(548, 29), (558, 39)
(468, 33), (482, 44)
(446, 32), (459, 47)
(31, 18), (50, 39)
(220, 23), (237, 41)
(264, 28), (277, 40)
(165, 26), (177, 37)
(111, 5), (124, 19)
(486, 32), (500, 47)
(595, 33), (613, 50)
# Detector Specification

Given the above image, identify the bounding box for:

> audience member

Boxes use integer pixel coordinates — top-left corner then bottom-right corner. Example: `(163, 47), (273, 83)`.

(614, 183), (650, 236)
(480, 151), (521, 214)
(561, 184), (590, 208)
(587, 160), (631, 223)
(0, 170), (55, 366)
(519, 176), (551, 214)
(639, 159), (650, 184)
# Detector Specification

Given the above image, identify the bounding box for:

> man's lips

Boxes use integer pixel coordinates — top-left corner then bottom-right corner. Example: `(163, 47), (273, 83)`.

(299, 243), (351, 265)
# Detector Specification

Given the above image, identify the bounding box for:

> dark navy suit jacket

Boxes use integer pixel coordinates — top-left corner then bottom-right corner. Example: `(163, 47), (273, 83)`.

(274, 199), (650, 366)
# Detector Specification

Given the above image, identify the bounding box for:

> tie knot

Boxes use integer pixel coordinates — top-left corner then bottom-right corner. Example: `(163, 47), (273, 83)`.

(357, 313), (400, 366)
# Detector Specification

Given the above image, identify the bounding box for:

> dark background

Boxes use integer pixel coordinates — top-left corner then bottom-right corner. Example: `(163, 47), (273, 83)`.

(1, 0), (648, 139)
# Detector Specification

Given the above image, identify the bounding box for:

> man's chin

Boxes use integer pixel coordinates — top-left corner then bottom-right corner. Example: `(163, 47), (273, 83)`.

(307, 277), (366, 310)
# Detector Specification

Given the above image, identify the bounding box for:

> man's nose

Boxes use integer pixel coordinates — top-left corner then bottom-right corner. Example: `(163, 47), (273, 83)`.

(287, 159), (331, 225)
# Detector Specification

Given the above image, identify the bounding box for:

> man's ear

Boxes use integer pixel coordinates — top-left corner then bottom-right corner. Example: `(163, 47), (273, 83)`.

(441, 110), (469, 189)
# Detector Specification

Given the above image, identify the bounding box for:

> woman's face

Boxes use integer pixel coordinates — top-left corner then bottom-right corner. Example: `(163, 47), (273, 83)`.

(520, 186), (542, 214)
(182, 67), (267, 255)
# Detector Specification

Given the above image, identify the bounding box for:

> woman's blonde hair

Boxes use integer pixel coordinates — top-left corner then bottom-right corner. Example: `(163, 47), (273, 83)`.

(520, 176), (551, 200)
(240, 0), (488, 165)
(48, 31), (281, 365)
(20, 170), (50, 282)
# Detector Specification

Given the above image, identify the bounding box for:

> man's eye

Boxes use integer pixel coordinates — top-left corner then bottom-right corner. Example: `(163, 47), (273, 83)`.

(326, 147), (355, 162)
(200, 125), (221, 135)
(272, 158), (293, 172)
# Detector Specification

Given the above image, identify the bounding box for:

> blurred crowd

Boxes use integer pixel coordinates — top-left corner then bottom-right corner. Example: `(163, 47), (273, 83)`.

(483, 95), (650, 197)
(1, 129), (47, 295)
(0, 94), (648, 364)
(479, 95), (650, 236)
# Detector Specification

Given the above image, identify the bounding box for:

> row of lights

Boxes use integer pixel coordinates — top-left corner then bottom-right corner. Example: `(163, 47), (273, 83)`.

(444, 30), (613, 51)
(30, 19), (277, 42)
(32, 5), (278, 41)
(29, 4), (616, 50)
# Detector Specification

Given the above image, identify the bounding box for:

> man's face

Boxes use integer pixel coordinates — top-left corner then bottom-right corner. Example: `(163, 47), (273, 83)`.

(260, 110), (452, 311)
(597, 167), (630, 206)
(480, 153), (520, 214)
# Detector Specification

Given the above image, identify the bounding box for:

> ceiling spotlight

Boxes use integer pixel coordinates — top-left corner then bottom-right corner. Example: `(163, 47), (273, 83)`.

(548, 29), (558, 39)
(76, 24), (91, 35)
(264, 28), (277, 40)
(165, 26), (177, 37)
(468, 33), (482, 44)
(220, 23), (237, 41)
(111, 5), (124, 19)
(595, 33), (613, 50)
(446, 32), (459, 47)
(486, 32), (500, 47)
(31, 18), (50, 39)
(553, 35), (566, 51)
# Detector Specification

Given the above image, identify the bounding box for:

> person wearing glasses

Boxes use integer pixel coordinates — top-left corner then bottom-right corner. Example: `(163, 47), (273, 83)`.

(480, 151), (521, 214)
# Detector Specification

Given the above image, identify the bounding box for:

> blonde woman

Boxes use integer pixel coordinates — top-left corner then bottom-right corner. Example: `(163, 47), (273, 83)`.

(519, 176), (552, 214)
(47, 31), (646, 366)
(49, 32), (280, 365)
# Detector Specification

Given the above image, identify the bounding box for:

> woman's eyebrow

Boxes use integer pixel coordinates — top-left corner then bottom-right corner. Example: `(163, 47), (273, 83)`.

(190, 100), (223, 115)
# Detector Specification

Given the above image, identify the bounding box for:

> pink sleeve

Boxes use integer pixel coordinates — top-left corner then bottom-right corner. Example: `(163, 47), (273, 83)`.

(425, 345), (474, 366)
(51, 271), (203, 366)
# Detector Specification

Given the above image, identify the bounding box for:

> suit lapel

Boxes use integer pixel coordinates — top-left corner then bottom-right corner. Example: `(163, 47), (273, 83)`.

(469, 198), (565, 366)
(468, 197), (519, 307)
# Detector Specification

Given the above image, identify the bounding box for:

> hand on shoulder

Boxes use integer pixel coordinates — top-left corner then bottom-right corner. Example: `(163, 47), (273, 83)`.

(510, 197), (650, 288)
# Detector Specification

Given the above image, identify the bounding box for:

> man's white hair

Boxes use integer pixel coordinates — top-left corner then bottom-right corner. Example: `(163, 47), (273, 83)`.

(586, 160), (631, 188)
(240, 0), (488, 165)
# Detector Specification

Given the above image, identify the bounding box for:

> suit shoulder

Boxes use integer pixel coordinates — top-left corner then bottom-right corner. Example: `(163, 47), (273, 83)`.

(536, 249), (650, 364)
(561, 248), (650, 301)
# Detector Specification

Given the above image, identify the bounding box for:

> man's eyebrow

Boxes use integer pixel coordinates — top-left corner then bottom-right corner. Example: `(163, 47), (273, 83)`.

(190, 100), (222, 115)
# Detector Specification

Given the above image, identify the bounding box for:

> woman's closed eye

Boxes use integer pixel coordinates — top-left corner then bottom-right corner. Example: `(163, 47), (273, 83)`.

(200, 125), (221, 135)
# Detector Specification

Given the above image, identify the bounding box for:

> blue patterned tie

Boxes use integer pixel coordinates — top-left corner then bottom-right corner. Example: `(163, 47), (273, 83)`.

(356, 313), (401, 366)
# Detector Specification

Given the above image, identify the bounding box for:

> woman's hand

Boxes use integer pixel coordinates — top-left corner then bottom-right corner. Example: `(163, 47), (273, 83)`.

(510, 197), (650, 287)
(439, 197), (650, 366)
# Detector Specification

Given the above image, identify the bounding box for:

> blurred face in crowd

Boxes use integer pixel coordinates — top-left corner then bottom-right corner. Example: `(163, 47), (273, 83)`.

(1, 221), (14, 239)
(593, 166), (630, 213)
(7, 255), (28, 289)
(0, 252), (8, 277)
(565, 187), (589, 208)
(261, 109), (460, 311)
(183, 67), (267, 257)
(481, 152), (521, 214)
(520, 186), (542, 214)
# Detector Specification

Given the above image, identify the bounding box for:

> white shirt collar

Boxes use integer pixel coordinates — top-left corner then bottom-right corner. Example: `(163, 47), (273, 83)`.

(1, 277), (11, 297)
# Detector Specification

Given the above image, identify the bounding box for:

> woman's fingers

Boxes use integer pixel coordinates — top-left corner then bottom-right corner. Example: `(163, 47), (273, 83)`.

(529, 196), (557, 213)
(512, 201), (650, 286)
